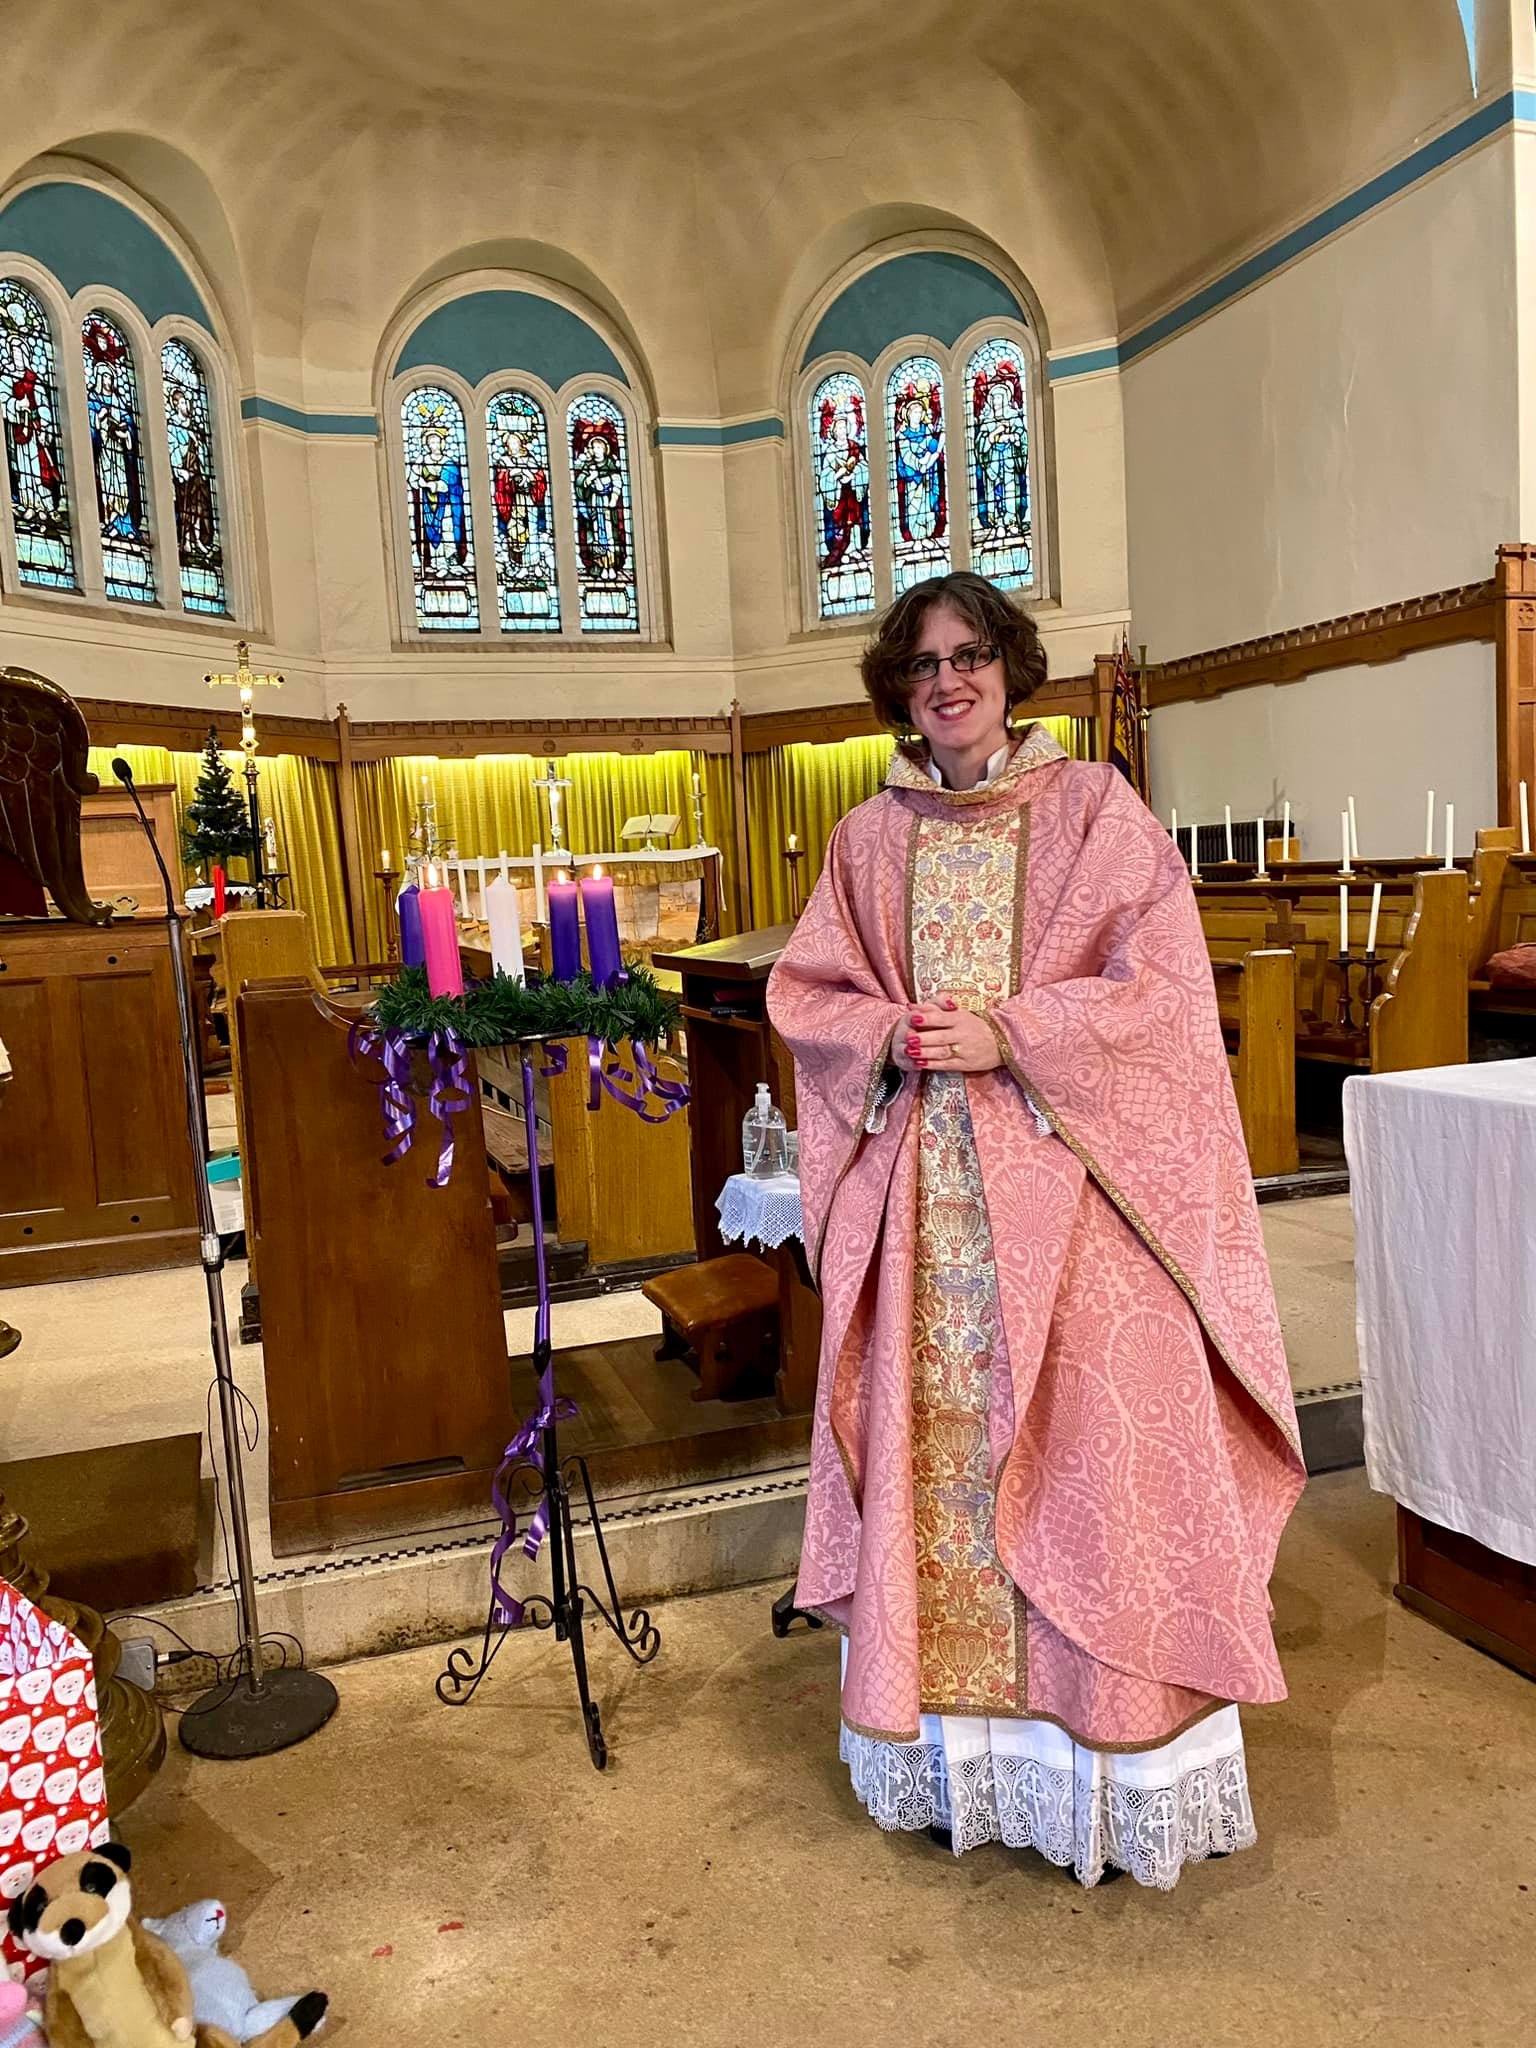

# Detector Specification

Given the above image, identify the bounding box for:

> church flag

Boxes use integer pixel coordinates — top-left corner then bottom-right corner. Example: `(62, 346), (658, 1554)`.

(1107, 632), (1149, 802)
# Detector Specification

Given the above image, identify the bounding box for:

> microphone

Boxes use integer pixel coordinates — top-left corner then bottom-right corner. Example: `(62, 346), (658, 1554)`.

(111, 756), (177, 920)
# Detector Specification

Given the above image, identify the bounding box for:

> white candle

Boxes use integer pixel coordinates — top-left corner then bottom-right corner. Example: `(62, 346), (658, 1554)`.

(788, 832), (798, 853)
(1224, 805), (1234, 862)
(1366, 881), (1382, 957)
(1339, 883), (1350, 956)
(1282, 800), (1291, 857)
(1341, 811), (1353, 876)
(499, 849), (510, 883)
(485, 874), (525, 982)
(1443, 802), (1455, 869)
(1190, 829), (1200, 881)
(381, 847), (391, 870)
(1255, 817), (1267, 877)
(532, 840), (546, 922)
(1347, 795), (1359, 861)
(454, 862), (470, 919)
(1522, 782), (1531, 855)
(1170, 806), (1178, 842)
(1424, 789), (1436, 859)
(692, 771), (702, 796)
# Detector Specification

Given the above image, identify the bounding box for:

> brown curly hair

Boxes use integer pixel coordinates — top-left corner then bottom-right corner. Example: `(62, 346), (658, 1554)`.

(860, 572), (1047, 742)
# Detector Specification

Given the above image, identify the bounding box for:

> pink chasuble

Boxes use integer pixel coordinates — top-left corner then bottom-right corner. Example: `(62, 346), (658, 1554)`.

(766, 728), (1306, 1752)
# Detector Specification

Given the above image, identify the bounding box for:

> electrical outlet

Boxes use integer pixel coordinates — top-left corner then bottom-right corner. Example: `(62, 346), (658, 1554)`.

(118, 1637), (157, 1691)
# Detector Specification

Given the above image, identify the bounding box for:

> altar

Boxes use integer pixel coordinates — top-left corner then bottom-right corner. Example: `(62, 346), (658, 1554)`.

(1345, 1059), (1536, 1677)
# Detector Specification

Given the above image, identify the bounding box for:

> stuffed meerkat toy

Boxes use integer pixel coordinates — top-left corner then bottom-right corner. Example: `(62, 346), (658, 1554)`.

(7, 1846), (324, 2048)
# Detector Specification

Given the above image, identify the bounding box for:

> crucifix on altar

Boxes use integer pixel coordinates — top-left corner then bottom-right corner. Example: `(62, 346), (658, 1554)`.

(531, 763), (572, 853)
(206, 640), (284, 906)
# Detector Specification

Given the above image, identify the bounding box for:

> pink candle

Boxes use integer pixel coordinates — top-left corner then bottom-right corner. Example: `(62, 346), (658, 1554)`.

(418, 866), (464, 998)
(579, 866), (623, 987)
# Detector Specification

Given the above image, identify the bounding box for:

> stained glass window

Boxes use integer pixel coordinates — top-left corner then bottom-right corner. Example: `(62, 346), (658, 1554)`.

(486, 389), (559, 633)
(160, 338), (227, 615)
(809, 371), (874, 620)
(82, 313), (156, 604)
(885, 354), (949, 594)
(567, 393), (638, 633)
(0, 280), (75, 590)
(965, 338), (1032, 590)
(402, 385), (478, 631)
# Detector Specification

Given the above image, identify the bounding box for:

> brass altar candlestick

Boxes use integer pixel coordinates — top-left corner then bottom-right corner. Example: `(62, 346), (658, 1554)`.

(376, 852), (399, 962)
(785, 840), (806, 918)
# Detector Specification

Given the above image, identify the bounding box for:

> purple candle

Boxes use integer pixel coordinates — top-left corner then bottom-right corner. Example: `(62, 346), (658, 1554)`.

(397, 882), (425, 968)
(547, 870), (582, 981)
(579, 866), (623, 987)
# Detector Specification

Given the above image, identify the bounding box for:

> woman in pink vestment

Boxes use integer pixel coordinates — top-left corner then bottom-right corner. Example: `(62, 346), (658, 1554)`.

(766, 573), (1306, 1889)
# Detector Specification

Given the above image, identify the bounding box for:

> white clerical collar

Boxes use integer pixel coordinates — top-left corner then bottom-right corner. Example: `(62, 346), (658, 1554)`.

(926, 740), (1012, 791)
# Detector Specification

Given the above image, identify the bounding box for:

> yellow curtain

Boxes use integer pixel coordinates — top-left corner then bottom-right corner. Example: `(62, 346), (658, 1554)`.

(350, 750), (744, 959)
(740, 717), (1092, 928)
(86, 746), (351, 967)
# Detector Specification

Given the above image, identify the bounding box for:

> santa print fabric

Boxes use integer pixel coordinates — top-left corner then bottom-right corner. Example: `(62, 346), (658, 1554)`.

(0, 1580), (110, 1986)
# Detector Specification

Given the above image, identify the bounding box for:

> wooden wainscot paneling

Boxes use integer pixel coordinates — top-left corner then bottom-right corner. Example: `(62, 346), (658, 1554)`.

(1147, 579), (1496, 710)
(75, 696), (340, 761)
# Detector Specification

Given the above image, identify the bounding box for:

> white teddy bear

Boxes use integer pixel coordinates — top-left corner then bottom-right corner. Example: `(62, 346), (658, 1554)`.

(141, 1901), (327, 2044)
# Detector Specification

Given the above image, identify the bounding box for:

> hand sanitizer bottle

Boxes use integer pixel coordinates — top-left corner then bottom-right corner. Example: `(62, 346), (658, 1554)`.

(742, 1081), (788, 1179)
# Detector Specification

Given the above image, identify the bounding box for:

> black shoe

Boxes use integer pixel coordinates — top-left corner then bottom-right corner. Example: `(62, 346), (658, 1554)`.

(927, 1823), (954, 1850)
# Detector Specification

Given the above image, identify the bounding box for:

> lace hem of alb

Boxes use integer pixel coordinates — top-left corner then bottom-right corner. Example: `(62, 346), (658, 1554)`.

(716, 1174), (804, 1252)
(839, 1725), (1257, 1890)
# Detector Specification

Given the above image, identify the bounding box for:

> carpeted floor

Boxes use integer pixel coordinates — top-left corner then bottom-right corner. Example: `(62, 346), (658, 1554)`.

(120, 1466), (1534, 2048)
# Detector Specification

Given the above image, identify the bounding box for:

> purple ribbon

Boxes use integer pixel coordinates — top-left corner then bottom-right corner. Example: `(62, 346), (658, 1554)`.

(488, 1362), (579, 1626)
(586, 1037), (690, 1123)
(424, 1025), (472, 1188)
(347, 1019), (416, 1166)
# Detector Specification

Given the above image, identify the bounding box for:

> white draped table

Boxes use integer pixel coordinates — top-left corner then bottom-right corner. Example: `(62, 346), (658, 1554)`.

(1345, 1059), (1536, 1568)
(716, 1170), (804, 1253)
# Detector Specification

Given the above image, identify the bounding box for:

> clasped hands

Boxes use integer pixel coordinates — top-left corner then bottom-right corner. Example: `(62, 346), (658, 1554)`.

(891, 996), (1003, 1074)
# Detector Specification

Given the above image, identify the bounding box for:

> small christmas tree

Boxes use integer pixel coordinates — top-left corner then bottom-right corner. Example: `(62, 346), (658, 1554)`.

(182, 726), (255, 873)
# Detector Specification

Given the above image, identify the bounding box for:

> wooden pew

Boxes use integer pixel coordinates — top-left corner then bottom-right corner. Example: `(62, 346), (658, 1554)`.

(1195, 869), (1468, 1075)
(1200, 902), (1299, 1178)
(1468, 833), (1536, 1014)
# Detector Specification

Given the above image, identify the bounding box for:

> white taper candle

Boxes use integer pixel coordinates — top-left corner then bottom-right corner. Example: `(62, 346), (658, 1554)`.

(1224, 804), (1234, 862)
(1425, 789), (1436, 859)
(1366, 881), (1382, 957)
(1341, 811), (1353, 876)
(1256, 817), (1267, 877)
(1338, 883), (1349, 956)
(1190, 827), (1200, 881)
(1347, 795), (1359, 861)
(1443, 803), (1455, 870)
(532, 840), (546, 922)
(1282, 800), (1291, 856)
(1522, 782), (1531, 855)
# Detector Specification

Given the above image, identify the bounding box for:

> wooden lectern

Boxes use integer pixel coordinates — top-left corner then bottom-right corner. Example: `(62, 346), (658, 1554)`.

(236, 978), (513, 1554)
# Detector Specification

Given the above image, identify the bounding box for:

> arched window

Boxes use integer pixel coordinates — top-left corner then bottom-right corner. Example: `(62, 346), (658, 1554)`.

(809, 370), (874, 621)
(0, 180), (244, 620)
(567, 392), (638, 635)
(161, 337), (227, 615)
(82, 312), (155, 604)
(885, 352), (949, 594)
(964, 336), (1031, 591)
(0, 277), (75, 591)
(402, 384), (479, 632)
(794, 252), (1047, 627)
(486, 388), (559, 633)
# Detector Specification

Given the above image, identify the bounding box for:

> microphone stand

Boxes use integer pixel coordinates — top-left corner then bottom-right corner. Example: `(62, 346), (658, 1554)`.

(111, 760), (337, 1758)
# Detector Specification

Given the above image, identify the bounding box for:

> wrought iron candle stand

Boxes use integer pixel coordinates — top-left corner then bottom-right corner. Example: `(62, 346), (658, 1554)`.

(434, 1030), (675, 1769)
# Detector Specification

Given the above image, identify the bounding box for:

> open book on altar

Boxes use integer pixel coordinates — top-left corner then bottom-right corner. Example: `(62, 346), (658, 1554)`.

(621, 813), (682, 843)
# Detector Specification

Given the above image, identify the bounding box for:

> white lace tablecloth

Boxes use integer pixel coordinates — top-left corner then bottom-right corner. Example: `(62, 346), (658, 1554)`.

(716, 1171), (804, 1251)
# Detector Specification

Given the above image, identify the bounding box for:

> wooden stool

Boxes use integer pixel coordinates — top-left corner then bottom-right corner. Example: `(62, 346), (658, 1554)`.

(643, 1255), (780, 1402)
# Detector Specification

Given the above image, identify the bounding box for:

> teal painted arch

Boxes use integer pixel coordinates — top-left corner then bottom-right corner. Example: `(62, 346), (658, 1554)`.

(800, 252), (1027, 370)
(393, 290), (629, 391)
(0, 182), (212, 330)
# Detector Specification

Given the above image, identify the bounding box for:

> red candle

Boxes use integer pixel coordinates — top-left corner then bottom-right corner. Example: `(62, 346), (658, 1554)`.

(212, 864), (226, 919)
(579, 866), (623, 987)
(418, 864), (464, 998)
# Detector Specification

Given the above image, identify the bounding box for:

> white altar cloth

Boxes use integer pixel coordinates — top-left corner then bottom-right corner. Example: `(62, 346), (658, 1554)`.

(1344, 1058), (1536, 1566)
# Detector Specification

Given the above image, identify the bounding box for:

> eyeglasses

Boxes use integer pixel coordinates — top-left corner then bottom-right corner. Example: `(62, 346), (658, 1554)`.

(899, 642), (999, 686)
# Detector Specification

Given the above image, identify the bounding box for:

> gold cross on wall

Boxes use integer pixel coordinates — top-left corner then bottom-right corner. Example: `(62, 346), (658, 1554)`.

(206, 639), (285, 758)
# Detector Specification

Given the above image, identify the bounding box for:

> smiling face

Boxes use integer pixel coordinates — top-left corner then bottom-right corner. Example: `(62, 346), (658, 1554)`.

(904, 601), (1010, 764)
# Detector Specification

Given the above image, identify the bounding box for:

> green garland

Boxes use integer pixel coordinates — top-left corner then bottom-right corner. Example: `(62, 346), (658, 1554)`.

(371, 964), (683, 1049)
